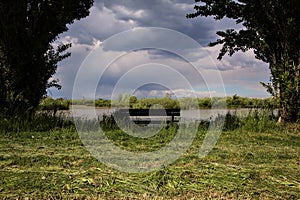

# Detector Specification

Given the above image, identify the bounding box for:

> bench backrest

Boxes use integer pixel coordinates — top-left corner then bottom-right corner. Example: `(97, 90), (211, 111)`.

(116, 109), (180, 116)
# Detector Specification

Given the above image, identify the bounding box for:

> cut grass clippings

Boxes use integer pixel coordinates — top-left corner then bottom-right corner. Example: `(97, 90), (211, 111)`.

(0, 122), (299, 199)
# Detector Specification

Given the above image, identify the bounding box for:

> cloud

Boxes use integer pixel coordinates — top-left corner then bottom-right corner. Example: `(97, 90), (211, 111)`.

(94, 0), (225, 45)
(61, 0), (237, 46)
(60, 6), (136, 45)
(50, 36), (101, 98)
(51, 0), (271, 99)
(171, 89), (217, 98)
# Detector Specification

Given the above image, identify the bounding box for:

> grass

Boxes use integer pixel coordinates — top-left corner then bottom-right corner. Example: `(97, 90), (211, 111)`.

(0, 114), (299, 199)
(0, 112), (73, 133)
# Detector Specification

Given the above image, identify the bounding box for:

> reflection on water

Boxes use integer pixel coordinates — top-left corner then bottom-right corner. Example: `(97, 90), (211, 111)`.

(69, 105), (113, 120)
(67, 105), (269, 121)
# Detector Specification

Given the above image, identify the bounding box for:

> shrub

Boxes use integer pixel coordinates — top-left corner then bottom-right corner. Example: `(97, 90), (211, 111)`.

(39, 96), (70, 111)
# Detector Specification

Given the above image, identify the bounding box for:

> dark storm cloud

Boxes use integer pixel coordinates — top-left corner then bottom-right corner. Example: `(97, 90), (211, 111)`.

(94, 0), (233, 45)
(61, 0), (238, 46)
(52, 0), (270, 99)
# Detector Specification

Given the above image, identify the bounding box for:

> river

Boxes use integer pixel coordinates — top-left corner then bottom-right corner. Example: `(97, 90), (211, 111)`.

(67, 105), (264, 121)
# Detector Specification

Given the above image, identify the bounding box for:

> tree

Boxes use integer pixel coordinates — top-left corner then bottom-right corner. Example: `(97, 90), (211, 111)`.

(129, 96), (137, 108)
(0, 0), (93, 116)
(187, 0), (299, 122)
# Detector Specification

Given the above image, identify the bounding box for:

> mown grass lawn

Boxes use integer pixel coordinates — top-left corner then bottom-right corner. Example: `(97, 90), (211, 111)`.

(0, 124), (299, 199)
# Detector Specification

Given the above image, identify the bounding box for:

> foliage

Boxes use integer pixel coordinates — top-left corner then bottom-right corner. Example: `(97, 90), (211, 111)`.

(95, 98), (111, 107)
(100, 114), (119, 131)
(129, 96), (137, 108)
(71, 98), (111, 107)
(222, 112), (241, 131)
(99, 108), (278, 135)
(0, 0), (94, 116)
(0, 118), (299, 199)
(39, 96), (70, 111)
(215, 109), (279, 132)
(187, 0), (300, 122)
(122, 95), (277, 109)
(197, 97), (212, 108)
(69, 95), (279, 110)
(72, 98), (95, 106)
(111, 94), (179, 109)
(241, 109), (278, 132)
(0, 112), (73, 133)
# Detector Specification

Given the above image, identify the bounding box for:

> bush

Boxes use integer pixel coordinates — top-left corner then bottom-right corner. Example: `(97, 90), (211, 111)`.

(39, 96), (70, 111)
(223, 112), (241, 131)
(241, 110), (278, 132)
(211, 110), (279, 132)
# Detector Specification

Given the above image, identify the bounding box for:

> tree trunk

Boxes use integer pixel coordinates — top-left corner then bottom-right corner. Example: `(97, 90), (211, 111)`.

(277, 57), (300, 123)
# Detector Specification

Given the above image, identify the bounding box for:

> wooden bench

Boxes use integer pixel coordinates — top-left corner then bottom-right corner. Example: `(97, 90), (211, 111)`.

(114, 108), (180, 124)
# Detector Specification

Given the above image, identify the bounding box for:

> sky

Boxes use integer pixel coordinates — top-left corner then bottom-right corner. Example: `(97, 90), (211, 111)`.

(50, 0), (271, 100)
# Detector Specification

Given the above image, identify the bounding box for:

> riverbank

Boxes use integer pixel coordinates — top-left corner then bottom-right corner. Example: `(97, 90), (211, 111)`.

(68, 105), (277, 121)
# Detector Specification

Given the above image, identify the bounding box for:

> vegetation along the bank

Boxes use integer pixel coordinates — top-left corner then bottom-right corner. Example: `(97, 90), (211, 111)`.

(63, 94), (279, 110)
(0, 112), (299, 199)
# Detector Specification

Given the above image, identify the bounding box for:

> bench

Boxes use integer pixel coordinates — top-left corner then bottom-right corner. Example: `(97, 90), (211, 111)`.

(114, 108), (180, 124)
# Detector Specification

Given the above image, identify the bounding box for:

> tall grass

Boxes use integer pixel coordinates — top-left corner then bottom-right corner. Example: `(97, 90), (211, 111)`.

(0, 110), (298, 199)
(99, 109), (279, 133)
(240, 109), (278, 132)
(0, 107), (280, 135)
(0, 112), (74, 133)
(221, 109), (279, 132)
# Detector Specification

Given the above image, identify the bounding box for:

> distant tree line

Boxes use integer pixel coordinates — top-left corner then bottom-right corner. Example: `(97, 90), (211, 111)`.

(39, 96), (69, 111)
(62, 94), (278, 110)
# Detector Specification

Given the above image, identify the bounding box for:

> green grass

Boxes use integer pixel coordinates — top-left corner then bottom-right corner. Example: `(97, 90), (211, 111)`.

(0, 112), (73, 133)
(0, 117), (299, 199)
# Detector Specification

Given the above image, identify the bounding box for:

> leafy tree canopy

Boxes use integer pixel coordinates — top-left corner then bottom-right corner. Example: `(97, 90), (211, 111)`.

(0, 0), (94, 116)
(187, 0), (300, 122)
